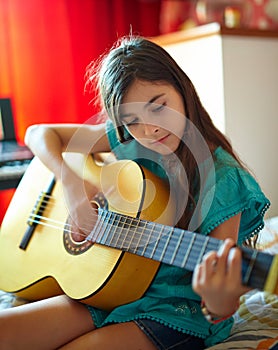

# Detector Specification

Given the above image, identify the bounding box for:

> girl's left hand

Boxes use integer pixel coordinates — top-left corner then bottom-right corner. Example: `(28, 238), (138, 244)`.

(192, 239), (251, 318)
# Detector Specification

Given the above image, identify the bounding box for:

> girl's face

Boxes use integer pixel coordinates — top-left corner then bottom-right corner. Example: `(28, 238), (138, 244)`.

(120, 80), (186, 155)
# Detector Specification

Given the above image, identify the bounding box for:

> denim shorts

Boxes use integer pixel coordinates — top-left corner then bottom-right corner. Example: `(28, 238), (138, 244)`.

(134, 319), (205, 350)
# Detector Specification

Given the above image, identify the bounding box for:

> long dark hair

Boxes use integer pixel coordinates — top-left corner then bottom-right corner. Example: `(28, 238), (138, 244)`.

(86, 36), (253, 242)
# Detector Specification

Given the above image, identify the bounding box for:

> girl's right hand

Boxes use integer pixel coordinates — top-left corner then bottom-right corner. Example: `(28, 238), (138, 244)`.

(61, 168), (99, 242)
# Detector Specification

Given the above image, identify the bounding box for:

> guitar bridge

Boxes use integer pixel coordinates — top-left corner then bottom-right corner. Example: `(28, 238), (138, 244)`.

(19, 177), (56, 250)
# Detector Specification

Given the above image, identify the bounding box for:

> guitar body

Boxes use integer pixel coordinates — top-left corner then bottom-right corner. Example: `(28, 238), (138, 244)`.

(0, 154), (174, 310)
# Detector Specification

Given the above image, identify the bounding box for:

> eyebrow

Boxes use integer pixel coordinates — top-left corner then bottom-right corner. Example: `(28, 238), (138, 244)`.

(120, 93), (165, 120)
(144, 93), (165, 109)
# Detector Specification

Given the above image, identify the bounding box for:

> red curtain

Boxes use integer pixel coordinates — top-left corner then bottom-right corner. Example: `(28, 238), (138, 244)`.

(0, 0), (161, 222)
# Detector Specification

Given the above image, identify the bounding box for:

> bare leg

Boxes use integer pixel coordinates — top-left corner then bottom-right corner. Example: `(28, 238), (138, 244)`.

(59, 321), (157, 350)
(0, 295), (95, 350)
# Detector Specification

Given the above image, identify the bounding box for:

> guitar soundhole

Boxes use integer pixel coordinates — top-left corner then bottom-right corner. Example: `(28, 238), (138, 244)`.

(63, 192), (108, 255)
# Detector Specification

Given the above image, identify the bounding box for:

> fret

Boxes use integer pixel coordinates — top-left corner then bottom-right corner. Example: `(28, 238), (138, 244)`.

(135, 220), (153, 256)
(169, 227), (184, 266)
(107, 212), (119, 245)
(125, 216), (142, 251)
(186, 234), (210, 271)
(111, 214), (125, 248)
(243, 249), (257, 285)
(147, 224), (163, 261)
(134, 218), (145, 251)
(100, 211), (119, 246)
(163, 226), (181, 265)
(241, 247), (273, 290)
(148, 222), (162, 260)
(161, 226), (188, 266)
(88, 209), (106, 243)
(205, 237), (222, 256)
(181, 233), (196, 269)
(112, 214), (148, 252)
(151, 224), (173, 263)
(196, 236), (210, 265)
(109, 214), (128, 248)
(101, 212), (118, 247)
(192, 234), (206, 269)
(188, 234), (208, 270)
(116, 215), (133, 250)
(165, 226), (182, 263)
(121, 215), (135, 248)
(170, 230), (193, 268)
(96, 210), (113, 245)
(138, 222), (160, 260)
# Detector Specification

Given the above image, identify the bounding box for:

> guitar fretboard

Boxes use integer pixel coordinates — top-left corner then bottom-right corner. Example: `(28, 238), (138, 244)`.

(87, 209), (273, 291)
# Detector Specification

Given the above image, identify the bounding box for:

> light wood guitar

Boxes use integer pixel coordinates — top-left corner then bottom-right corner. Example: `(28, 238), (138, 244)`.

(0, 154), (277, 311)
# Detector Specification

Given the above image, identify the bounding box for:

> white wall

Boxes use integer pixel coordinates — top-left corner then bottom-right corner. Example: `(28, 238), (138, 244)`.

(162, 35), (226, 133)
(223, 35), (278, 217)
(155, 31), (278, 217)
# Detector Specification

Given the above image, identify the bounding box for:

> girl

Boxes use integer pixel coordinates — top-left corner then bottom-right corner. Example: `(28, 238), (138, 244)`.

(0, 36), (270, 350)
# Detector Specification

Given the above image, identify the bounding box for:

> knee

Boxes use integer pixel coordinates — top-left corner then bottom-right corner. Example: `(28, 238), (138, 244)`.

(0, 309), (17, 350)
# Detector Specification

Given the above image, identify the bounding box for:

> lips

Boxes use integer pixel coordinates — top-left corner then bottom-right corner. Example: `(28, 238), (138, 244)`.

(151, 134), (170, 144)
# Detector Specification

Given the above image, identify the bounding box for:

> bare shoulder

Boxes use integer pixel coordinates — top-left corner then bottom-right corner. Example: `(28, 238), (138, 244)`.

(26, 122), (111, 154)
(66, 122), (111, 154)
(209, 213), (241, 242)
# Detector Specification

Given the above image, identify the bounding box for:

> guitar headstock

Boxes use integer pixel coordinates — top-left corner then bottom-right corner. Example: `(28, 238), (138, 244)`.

(264, 254), (278, 295)
(241, 246), (278, 295)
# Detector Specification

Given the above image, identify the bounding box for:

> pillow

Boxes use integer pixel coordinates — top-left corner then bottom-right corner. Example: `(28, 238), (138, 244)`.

(206, 290), (278, 349)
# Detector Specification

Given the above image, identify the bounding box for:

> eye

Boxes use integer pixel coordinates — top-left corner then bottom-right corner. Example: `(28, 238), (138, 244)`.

(151, 102), (166, 113)
(123, 117), (139, 127)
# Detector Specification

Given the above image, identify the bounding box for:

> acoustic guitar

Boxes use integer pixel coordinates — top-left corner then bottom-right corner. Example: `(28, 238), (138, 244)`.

(0, 153), (277, 311)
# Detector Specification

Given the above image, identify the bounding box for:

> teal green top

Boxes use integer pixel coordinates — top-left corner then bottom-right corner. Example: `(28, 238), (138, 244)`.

(87, 121), (270, 347)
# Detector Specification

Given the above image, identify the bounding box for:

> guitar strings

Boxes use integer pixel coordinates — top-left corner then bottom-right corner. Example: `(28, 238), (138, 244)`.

(27, 193), (192, 247)
(28, 193), (176, 250)
(29, 193), (158, 240)
(23, 193), (268, 286)
(31, 192), (97, 235)
(25, 194), (219, 267)
(33, 192), (169, 243)
(23, 199), (268, 287)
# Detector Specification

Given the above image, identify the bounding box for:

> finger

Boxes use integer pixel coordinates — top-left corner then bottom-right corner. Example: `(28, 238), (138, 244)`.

(202, 251), (218, 275)
(193, 251), (218, 293)
(225, 247), (252, 297)
(192, 263), (204, 293)
(216, 239), (236, 274)
(217, 238), (236, 258)
(226, 247), (242, 284)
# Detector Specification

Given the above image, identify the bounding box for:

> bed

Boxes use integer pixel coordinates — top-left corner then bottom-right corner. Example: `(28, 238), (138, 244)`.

(0, 217), (277, 349)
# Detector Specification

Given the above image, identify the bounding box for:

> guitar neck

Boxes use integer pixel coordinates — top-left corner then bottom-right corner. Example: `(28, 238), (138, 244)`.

(89, 209), (274, 291)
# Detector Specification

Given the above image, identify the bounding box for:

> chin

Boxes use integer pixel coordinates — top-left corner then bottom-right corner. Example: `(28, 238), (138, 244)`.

(150, 145), (177, 155)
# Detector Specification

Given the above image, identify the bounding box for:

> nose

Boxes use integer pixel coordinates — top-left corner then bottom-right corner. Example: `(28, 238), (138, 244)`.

(143, 122), (159, 136)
